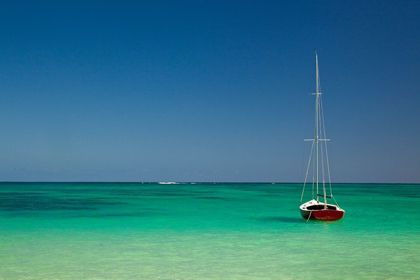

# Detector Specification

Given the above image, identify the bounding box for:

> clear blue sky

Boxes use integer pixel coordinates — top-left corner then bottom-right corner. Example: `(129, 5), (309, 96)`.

(0, 1), (419, 183)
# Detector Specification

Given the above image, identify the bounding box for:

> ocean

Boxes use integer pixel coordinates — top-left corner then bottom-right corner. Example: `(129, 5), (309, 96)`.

(1, 182), (419, 279)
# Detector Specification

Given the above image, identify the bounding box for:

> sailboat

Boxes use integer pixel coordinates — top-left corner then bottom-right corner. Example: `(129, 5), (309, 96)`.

(299, 53), (345, 221)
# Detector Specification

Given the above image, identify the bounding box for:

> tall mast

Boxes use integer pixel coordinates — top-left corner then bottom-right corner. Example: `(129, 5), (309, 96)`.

(315, 53), (328, 208)
(315, 53), (319, 202)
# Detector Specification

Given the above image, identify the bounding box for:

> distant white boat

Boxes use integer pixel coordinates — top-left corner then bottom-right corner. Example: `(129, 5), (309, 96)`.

(299, 53), (345, 221)
(158, 182), (177, 185)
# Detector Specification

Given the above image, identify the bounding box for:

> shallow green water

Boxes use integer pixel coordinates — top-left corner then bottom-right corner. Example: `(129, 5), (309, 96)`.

(1, 183), (419, 279)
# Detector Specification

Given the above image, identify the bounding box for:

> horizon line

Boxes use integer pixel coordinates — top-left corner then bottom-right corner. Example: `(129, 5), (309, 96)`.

(0, 181), (418, 185)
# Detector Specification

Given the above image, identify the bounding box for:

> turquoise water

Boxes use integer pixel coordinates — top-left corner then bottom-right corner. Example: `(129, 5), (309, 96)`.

(1, 182), (419, 279)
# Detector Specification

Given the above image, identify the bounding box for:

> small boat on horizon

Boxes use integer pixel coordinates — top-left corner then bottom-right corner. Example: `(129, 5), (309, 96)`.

(299, 53), (345, 221)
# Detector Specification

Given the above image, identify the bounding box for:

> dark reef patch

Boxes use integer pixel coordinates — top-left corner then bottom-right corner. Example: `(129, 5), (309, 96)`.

(0, 192), (124, 212)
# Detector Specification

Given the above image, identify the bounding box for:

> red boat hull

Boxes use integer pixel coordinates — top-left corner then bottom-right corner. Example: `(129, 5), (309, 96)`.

(301, 209), (344, 221)
(313, 209), (344, 221)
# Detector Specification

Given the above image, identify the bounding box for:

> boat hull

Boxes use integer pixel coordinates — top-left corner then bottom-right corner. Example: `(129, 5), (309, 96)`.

(301, 209), (345, 221)
(300, 200), (345, 221)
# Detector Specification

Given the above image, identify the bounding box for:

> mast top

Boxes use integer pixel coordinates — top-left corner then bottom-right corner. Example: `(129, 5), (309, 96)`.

(312, 51), (322, 95)
(316, 52), (319, 95)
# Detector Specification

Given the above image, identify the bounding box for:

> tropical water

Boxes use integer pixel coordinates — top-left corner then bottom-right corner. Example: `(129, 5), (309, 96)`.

(1, 182), (419, 279)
